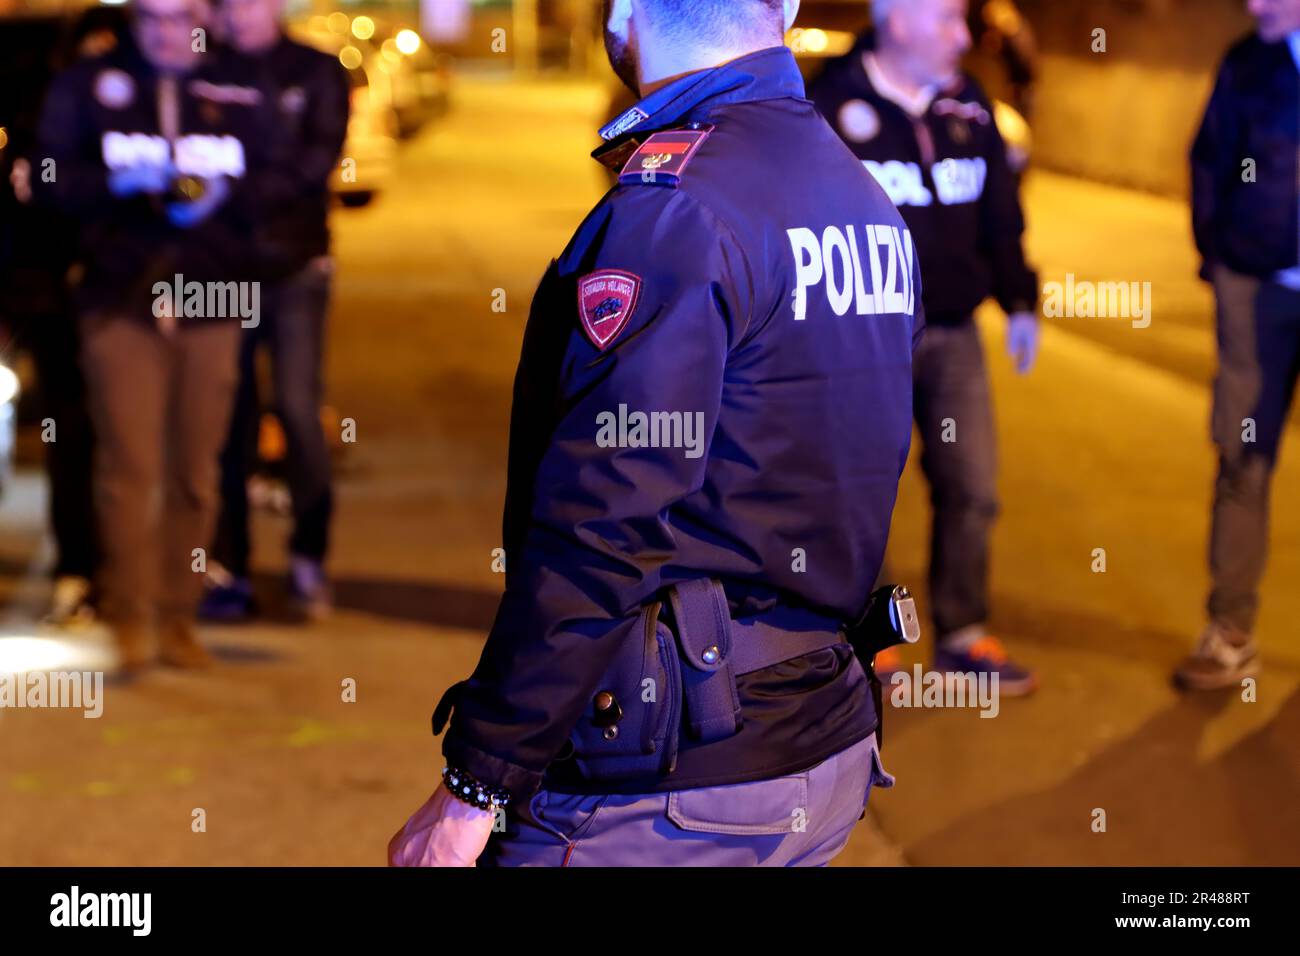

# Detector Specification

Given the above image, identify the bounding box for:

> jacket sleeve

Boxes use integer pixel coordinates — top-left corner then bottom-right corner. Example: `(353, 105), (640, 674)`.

(32, 67), (114, 215)
(1190, 55), (1236, 281)
(440, 188), (752, 801)
(975, 89), (1038, 317)
(255, 54), (350, 207)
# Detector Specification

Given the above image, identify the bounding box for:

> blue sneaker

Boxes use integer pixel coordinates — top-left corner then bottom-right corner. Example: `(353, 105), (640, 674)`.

(934, 634), (1038, 697)
(198, 565), (255, 622)
(288, 555), (332, 621)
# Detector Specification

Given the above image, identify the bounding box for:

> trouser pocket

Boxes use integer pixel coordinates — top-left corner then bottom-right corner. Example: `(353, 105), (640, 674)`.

(667, 771), (810, 836)
(860, 734), (896, 819)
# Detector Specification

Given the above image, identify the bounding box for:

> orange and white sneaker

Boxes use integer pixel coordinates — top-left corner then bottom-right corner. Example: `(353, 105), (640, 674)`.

(872, 645), (905, 681)
(934, 632), (1038, 697)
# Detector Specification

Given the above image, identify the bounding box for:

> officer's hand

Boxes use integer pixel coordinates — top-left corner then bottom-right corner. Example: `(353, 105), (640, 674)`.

(388, 782), (497, 867)
(10, 159), (32, 205)
(1006, 311), (1040, 375)
(107, 163), (170, 198)
(166, 175), (231, 229)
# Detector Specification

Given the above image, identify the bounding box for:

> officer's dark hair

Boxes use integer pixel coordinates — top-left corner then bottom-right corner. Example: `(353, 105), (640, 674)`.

(644, 0), (787, 46)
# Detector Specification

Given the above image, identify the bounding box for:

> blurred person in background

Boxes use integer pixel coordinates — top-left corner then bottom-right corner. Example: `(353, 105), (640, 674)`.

(966, 0), (1036, 121)
(1179, 0), (1300, 689)
(34, 0), (277, 672)
(201, 0), (349, 622)
(810, 0), (1040, 694)
(1, 11), (123, 628)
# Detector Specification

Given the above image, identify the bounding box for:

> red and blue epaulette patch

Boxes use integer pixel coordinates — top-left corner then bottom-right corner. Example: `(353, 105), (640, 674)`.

(618, 126), (712, 188)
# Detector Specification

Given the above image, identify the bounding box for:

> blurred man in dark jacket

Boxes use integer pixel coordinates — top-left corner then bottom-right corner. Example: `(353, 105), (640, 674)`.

(810, 0), (1040, 694)
(0, 11), (123, 629)
(1180, 0), (1300, 689)
(35, 0), (277, 671)
(202, 0), (348, 622)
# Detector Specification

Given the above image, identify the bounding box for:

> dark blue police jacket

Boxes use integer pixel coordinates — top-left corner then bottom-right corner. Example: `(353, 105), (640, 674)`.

(440, 46), (923, 802)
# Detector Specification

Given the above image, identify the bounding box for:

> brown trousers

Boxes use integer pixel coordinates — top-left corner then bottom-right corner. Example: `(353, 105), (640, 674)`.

(1207, 266), (1300, 633)
(80, 316), (242, 628)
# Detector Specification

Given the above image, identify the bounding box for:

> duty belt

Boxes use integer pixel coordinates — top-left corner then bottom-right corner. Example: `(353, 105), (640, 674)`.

(433, 578), (921, 785)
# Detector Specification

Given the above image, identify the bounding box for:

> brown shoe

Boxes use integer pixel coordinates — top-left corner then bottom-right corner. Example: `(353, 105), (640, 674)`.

(158, 620), (214, 670)
(113, 621), (155, 674)
(1174, 621), (1259, 690)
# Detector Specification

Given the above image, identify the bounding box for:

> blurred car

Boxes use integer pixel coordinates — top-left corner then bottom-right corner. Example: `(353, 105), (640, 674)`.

(366, 18), (454, 136)
(288, 17), (398, 207)
(299, 13), (451, 141)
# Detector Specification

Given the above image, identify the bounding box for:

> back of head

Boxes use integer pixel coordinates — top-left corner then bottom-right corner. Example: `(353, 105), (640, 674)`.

(641, 0), (788, 49)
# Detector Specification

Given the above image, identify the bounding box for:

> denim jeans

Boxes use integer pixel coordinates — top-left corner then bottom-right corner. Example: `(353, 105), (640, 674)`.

(478, 732), (894, 867)
(912, 320), (1000, 640)
(213, 257), (334, 574)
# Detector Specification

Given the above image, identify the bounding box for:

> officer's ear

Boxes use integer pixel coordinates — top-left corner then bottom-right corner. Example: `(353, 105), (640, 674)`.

(607, 0), (634, 35)
(782, 0), (801, 34)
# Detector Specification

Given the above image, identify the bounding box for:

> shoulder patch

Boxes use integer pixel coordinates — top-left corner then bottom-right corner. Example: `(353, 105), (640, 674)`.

(618, 126), (712, 188)
(94, 69), (135, 110)
(578, 270), (642, 350)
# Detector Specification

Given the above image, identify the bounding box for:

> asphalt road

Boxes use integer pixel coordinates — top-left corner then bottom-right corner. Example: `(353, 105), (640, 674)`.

(0, 74), (1295, 866)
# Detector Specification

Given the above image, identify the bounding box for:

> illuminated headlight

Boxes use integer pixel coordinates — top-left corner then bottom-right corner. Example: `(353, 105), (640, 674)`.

(0, 365), (19, 406)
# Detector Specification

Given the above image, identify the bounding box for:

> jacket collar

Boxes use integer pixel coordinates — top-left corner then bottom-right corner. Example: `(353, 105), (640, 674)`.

(593, 46), (805, 167)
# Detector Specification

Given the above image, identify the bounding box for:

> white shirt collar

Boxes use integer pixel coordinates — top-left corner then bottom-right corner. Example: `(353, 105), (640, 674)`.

(862, 52), (938, 117)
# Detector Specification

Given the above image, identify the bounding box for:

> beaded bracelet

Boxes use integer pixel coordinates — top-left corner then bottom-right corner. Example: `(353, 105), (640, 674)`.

(442, 765), (512, 812)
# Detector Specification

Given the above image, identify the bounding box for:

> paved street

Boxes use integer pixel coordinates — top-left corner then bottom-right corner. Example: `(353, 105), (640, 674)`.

(0, 74), (1296, 866)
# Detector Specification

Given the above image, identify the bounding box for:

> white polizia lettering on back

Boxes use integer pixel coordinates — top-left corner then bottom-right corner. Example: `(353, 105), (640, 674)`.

(932, 157), (986, 205)
(786, 224), (916, 321)
(101, 131), (246, 178)
(863, 158), (987, 207)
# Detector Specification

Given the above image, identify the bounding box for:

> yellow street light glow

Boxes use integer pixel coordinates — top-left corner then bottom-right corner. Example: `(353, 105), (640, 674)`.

(0, 127), (8, 151)
(339, 45), (363, 70)
(351, 16), (376, 41)
(800, 28), (828, 53)
(395, 29), (421, 56)
(326, 12), (349, 34)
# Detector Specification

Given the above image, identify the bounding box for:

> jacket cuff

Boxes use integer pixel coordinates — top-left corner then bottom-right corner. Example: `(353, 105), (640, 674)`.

(441, 735), (545, 805)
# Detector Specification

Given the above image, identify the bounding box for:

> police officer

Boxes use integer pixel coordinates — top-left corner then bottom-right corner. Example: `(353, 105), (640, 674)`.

(202, 0), (349, 622)
(1177, 0), (1300, 689)
(35, 0), (277, 671)
(389, 0), (921, 867)
(810, 0), (1040, 694)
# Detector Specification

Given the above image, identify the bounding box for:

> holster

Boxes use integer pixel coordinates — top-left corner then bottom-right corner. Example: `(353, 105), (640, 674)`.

(842, 584), (922, 750)
(431, 579), (919, 786)
(559, 579), (850, 783)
